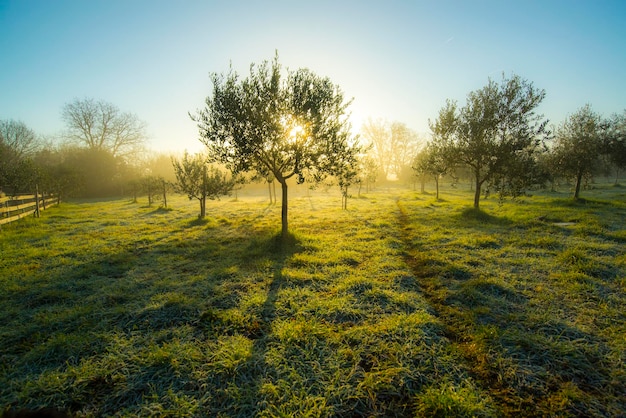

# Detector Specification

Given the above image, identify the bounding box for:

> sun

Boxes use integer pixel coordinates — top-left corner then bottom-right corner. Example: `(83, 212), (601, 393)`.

(289, 124), (303, 139)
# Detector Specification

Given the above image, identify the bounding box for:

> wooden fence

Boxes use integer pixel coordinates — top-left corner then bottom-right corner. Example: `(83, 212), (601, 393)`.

(0, 191), (59, 227)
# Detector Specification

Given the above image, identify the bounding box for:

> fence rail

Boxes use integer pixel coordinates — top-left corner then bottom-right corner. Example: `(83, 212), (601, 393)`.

(0, 192), (59, 226)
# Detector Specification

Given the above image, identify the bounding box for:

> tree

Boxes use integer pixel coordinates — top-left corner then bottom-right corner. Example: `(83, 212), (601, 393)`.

(0, 119), (41, 158)
(172, 152), (235, 218)
(361, 118), (390, 179)
(336, 152), (359, 209)
(390, 121), (421, 182)
(62, 98), (147, 158)
(193, 53), (359, 238)
(433, 74), (549, 209)
(60, 147), (121, 197)
(0, 120), (42, 194)
(551, 105), (605, 199)
(604, 110), (626, 183)
(361, 118), (420, 181)
(358, 155), (378, 193)
(413, 142), (448, 199)
(416, 100), (459, 198)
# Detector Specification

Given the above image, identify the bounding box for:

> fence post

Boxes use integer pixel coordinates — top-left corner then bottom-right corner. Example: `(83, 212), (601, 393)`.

(35, 186), (40, 218)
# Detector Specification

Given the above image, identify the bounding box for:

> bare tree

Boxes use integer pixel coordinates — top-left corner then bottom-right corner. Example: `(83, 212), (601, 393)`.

(361, 118), (391, 179)
(62, 98), (147, 158)
(0, 119), (41, 158)
(361, 118), (420, 181)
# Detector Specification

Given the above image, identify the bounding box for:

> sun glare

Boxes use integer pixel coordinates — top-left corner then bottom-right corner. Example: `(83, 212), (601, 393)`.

(289, 125), (303, 139)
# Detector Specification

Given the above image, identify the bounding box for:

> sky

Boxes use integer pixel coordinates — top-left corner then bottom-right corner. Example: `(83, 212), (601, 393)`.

(1, 0), (625, 153)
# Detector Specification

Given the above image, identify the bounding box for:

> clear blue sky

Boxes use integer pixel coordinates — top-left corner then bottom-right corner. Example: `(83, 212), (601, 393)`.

(1, 0), (625, 153)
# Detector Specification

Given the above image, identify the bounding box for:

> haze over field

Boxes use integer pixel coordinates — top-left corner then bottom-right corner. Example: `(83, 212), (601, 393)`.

(1, 0), (625, 152)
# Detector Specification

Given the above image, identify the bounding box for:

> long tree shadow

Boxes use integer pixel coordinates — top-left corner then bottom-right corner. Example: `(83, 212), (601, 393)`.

(1, 210), (308, 415)
(395, 200), (624, 416)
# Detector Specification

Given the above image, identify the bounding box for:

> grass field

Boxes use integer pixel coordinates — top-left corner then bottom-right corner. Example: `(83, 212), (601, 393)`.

(1, 183), (625, 417)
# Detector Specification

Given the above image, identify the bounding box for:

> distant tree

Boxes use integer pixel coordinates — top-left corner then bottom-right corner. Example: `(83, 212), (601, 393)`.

(0, 120), (42, 194)
(358, 155), (378, 193)
(172, 152), (235, 218)
(417, 100), (459, 198)
(62, 98), (147, 158)
(143, 152), (177, 183)
(603, 110), (626, 183)
(361, 118), (391, 179)
(390, 121), (421, 182)
(361, 118), (420, 181)
(0, 119), (41, 158)
(0, 149), (38, 194)
(412, 142), (448, 199)
(336, 151), (359, 209)
(62, 147), (120, 197)
(551, 105), (605, 199)
(433, 74), (549, 209)
(32, 147), (81, 201)
(193, 53), (359, 237)
(140, 175), (164, 207)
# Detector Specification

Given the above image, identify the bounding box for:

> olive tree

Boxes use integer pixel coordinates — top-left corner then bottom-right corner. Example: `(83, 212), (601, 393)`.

(192, 53), (359, 238)
(430, 75), (549, 209)
(551, 105), (605, 199)
(172, 152), (235, 218)
(604, 110), (626, 183)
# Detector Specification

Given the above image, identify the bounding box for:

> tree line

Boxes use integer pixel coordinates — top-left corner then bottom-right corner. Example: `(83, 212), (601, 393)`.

(413, 76), (626, 208)
(0, 98), (177, 201)
(2, 53), (624, 236)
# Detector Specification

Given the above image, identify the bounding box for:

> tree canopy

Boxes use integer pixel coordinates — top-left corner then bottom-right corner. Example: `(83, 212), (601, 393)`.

(172, 152), (235, 218)
(193, 53), (359, 237)
(551, 105), (605, 199)
(429, 74), (549, 208)
(62, 98), (147, 158)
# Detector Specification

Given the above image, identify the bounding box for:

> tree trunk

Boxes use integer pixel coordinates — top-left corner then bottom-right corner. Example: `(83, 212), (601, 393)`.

(200, 167), (207, 218)
(574, 171), (583, 199)
(268, 181), (273, 203)
(279, 178), (288, 238)
(435, 176), (439, 200)
(162, 180), (167, 208)
(474, 177), (482, 209)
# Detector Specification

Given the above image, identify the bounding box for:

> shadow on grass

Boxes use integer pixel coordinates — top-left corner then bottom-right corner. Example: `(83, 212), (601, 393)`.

(0, 218), (308, 415)
(395, 202), (623, 415)
(459, 207), (509, 224)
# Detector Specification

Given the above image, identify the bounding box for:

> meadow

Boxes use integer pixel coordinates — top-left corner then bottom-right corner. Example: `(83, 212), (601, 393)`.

(0, 182), (625, 417)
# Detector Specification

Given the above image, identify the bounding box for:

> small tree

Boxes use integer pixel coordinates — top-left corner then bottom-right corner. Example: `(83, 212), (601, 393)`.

(413, 142), (449, 199)
(358, 155), (378, 193)
(551, 105), (605, 199)
(193, 53), (359, 237)
(336, 152), (359, 209)
(172, 152), (234, 218)
(140, 175), (163, 207)
(604, 110), (626, 183)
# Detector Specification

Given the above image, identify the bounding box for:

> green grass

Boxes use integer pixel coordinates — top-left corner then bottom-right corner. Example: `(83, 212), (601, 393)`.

(0, 183), (625, 417)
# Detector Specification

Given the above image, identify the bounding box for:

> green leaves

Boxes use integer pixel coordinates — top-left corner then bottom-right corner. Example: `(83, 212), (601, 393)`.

(429, 74), (549, 207)
(193, 53), (356, 186)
